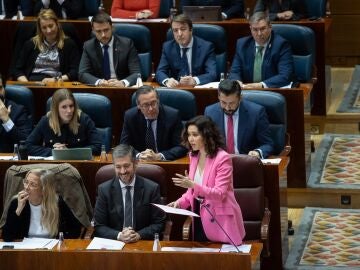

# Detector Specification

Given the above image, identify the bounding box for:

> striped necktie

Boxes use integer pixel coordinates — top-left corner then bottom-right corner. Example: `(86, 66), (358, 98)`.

(253, 46), (264, 82)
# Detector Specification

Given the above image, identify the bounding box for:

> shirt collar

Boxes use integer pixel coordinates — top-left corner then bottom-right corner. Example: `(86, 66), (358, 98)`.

(179, 36), (194, 49)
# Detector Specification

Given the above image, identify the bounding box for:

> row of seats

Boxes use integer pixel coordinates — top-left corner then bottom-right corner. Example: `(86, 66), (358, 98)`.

(5, 85), (288, 155)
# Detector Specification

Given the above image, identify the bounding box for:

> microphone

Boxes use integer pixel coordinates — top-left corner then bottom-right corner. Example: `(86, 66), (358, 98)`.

(196, 197), (241, 253)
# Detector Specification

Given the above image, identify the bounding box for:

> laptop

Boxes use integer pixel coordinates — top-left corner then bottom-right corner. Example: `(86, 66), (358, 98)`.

(183, 6), (222, 22)
(52, 148), (93, 160)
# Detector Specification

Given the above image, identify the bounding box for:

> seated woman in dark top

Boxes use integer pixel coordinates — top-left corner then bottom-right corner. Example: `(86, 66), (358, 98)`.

(2, 169), (82, 241)
(26, 88), (102, 157)
(13, 8), (79, 84)
(254, 0), (306, 21)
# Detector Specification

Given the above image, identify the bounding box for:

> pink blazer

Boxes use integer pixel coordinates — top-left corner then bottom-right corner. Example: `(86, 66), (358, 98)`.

(177, 149), (246, 245)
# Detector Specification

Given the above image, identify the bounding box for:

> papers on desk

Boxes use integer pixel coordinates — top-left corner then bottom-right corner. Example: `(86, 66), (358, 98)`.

(261, 158), (281, 165)
(152, 203), (200, 217)
(220, 244), (252, 253)
(88, 17), (167, 23)
(86, 237), (125, 250)
(161, 247), (220, 252)
(0, 155), (53, 161)
(195, 82), (220, 89)
(0, 238), (58, 249)
(0, 155), (16, 160)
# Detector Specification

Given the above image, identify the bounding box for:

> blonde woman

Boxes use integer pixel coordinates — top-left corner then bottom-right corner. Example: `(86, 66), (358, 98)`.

(13, 9), (79, 83)
(2, 169), (82, 241)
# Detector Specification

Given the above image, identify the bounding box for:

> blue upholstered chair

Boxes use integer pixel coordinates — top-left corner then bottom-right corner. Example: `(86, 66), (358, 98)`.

(5, 85), (34, 126)
(113, 23), (152, 80)
(304, 0), (327, 17)
(46, 93), (112, 152)
(131, 88), (197, 123)
(166, 24), (227, 78)
(272, 24), (316, 84)
(242, 90), (290, 156)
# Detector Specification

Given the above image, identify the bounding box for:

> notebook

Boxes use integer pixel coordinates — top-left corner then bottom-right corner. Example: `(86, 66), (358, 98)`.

(182, 6), (222, 22)
(52, 148), (93, 160)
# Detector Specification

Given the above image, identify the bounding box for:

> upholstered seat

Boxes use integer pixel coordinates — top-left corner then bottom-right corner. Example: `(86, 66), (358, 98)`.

(5, 85), (34, 126)
(305, 0), (327, 17)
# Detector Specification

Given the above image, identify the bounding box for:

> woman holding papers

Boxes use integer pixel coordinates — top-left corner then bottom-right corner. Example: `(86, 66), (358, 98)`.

(111, 0), (161, 19)
(2, 169), (82, 242)
(169, 115), (245, 245)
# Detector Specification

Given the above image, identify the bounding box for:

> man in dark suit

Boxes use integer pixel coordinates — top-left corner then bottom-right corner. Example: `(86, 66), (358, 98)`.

(205, 79), (273, 158)
(254, 0), (306, 21)
(120, 86), (187, 161)
(79, 11), (141, 87)
(155, 14), (217, 87)
(0, 75), (32, 153)
(33, 0), (83, 19)
(229, 11), (295, 88)
(181, 0), (244, 19)
(94, 144), (165, 242)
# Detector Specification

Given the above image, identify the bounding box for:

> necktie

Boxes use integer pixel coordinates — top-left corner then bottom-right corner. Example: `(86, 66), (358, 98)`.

(124, 186), (133, 227)
(227, 114), (235, 154)
(145, 119), (157, 151)
(180, 47), (189, 78)
(103, 44), (110, 80)
(253, 46), (264, 83)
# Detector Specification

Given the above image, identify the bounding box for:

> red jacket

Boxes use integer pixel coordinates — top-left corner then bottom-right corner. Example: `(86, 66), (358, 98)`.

(111, 0), (160, 18)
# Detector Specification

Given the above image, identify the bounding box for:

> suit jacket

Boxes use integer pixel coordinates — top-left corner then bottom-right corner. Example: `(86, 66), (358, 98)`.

(111, 0), (160, 18)
(205, 100), (274, 158)
(177, 150), (245, 245)
(13, 38), (80, 81)
(4, 0), (33, 17)
(94, 175), (166, 240)
(34, 0), (84, 19)
(254, 0), (306, 21)
(79, 35), (141, 86)
(120, 104), (187, 160)
(0, 100), (32, 153)
(26, 112), (102, 157)
(155, 36), (217, 85)
(180, 0), (244, 19)
(229, 31), (295, 88)
(2, 196), (82, 242)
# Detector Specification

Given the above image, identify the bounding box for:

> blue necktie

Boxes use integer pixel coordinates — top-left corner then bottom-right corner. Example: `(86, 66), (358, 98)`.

(103, 44), (110, 80)
(180, 47), (189, 78)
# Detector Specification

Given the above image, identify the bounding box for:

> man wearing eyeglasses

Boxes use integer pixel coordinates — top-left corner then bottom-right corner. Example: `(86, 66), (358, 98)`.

(229, 11), (295, 88)
(120, 86), (187, 161)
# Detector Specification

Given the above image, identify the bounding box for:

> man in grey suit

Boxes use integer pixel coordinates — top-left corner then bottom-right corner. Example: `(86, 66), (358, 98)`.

(94, 144), (165, 242)
(79, 12), (141, 87)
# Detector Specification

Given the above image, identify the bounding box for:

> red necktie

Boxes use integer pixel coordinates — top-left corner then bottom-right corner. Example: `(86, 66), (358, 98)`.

(227, 115), (235, 154)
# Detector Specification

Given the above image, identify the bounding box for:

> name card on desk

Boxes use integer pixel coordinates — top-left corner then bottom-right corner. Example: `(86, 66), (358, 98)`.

(87, 237), (125, 250)
(261, 158), (281, 165)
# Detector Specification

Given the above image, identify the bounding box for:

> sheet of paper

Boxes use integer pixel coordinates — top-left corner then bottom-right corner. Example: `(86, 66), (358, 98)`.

(195, 81), (220, 88)
(161, 247), (219, 252)
(152, 203), (199, 217)
(0, 156), (16, 160)
(0, 238), (58, 249)
(88, 17), (167, 23)
(86, 237), (125, 250)
(261, 158), (281, 165)
(28, 156), (54, 160)
(220, 244), (252, 253)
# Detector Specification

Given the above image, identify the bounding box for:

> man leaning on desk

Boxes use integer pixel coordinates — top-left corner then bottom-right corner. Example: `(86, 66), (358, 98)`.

(78, 11), (141, 87)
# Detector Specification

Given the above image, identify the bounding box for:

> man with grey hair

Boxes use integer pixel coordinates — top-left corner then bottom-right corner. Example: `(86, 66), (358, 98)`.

(229, 11), (295, 88)
(94, 144), (165, 242)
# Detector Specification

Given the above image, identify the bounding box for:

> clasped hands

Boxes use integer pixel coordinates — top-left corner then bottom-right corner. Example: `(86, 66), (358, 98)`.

(136, 10), (153, 19)
(118, 227), (140, 243)
(99, 79), (125, 87)
(277, 11), (294, 20)
(165, 76), (196, 88)
(139, 149), (162, 161)
(237, 81), (263, 89)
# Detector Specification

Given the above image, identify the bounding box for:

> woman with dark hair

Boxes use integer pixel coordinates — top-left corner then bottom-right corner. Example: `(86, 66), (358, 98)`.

(254, 0), (306, 21)
(13, 9), (79, 83)
(26, 88), (102, 157)
(168, 115), (245, 245)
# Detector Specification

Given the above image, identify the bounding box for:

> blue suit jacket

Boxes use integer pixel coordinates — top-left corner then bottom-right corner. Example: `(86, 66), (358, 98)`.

(254, 0), (306, 21)
(120, 105), (187, 160)
(204, 99), (274, 158)
(155, 36), (217, 85)
(229, 31), (295, 88)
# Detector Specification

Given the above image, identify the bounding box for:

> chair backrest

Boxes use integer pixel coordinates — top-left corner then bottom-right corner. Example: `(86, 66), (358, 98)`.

(304, 0), (327, 17)
(5, 85), (34, 126)
(84, 0), (100, 16)
(232, 155), (265, 241)
(131, 88), (197, 123)
(113, 23), (152, 80)
(95, 163), (167, 203)
(46, 93), (112, 152)
(159, 0), (172, 18)
(242, 90), (286, 155)
(166, 24), (227, 77)
(272, 24), (315, 83)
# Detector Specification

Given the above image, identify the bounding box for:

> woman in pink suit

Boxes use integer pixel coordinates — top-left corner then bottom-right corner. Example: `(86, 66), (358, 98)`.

(169, 115), (245, 244)
(111, 0), (160, 19)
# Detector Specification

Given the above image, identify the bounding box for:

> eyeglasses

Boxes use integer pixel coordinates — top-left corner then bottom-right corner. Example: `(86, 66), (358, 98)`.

(139, 100), (158, 110)
(23, 179), (40, 189)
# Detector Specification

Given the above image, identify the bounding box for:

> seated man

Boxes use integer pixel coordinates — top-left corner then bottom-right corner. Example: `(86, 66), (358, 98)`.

(228, 11), (295, 88)
(181, 0), (244, 19)
(155, 14), (217, 88)
(4, 0), (33, 18)
(254, 0), (306, 21)
(33, 0), (84, 19)
(94, 144), (166, 242)
(205, 79), (273, 158)
(79, 11), (141, 87)
(0, 74), (32, 153)
(120, 86), (187, 161)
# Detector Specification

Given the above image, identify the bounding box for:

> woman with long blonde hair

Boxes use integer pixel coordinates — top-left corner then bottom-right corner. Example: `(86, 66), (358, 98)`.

(3, 169), (82, 241)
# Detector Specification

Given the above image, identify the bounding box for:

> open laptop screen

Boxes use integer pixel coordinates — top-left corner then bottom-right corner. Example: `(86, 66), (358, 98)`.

(183, 6), (222, 21)
(52, 148), (93, 160)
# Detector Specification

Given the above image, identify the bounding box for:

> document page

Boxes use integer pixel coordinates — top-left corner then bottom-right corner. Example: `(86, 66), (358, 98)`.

(152, 203), (199, 217)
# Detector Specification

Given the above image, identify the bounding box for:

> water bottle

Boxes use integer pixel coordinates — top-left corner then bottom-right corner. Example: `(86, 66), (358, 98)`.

(152, 233), (161, 251)
(244, 8), (250, 20)
(220, 73), (225, 82)
(16, 5), (23, 20)
(18, 140), (28, 160)
(58, 232), (64, 251)
(57, 72), (64, 86)
(136, 73), (143, 87)
(13, 144), (20, 160)
(100, 144), (107, 162)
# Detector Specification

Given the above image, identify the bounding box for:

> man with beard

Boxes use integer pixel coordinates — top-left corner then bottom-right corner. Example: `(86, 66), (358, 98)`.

(0, 74), (32, 152)
(94, 144), (166, 242)
(204, 79), (273, 158)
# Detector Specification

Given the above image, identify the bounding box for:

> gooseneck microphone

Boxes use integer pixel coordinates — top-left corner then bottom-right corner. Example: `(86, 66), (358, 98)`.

(196, 197), (241, 253)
